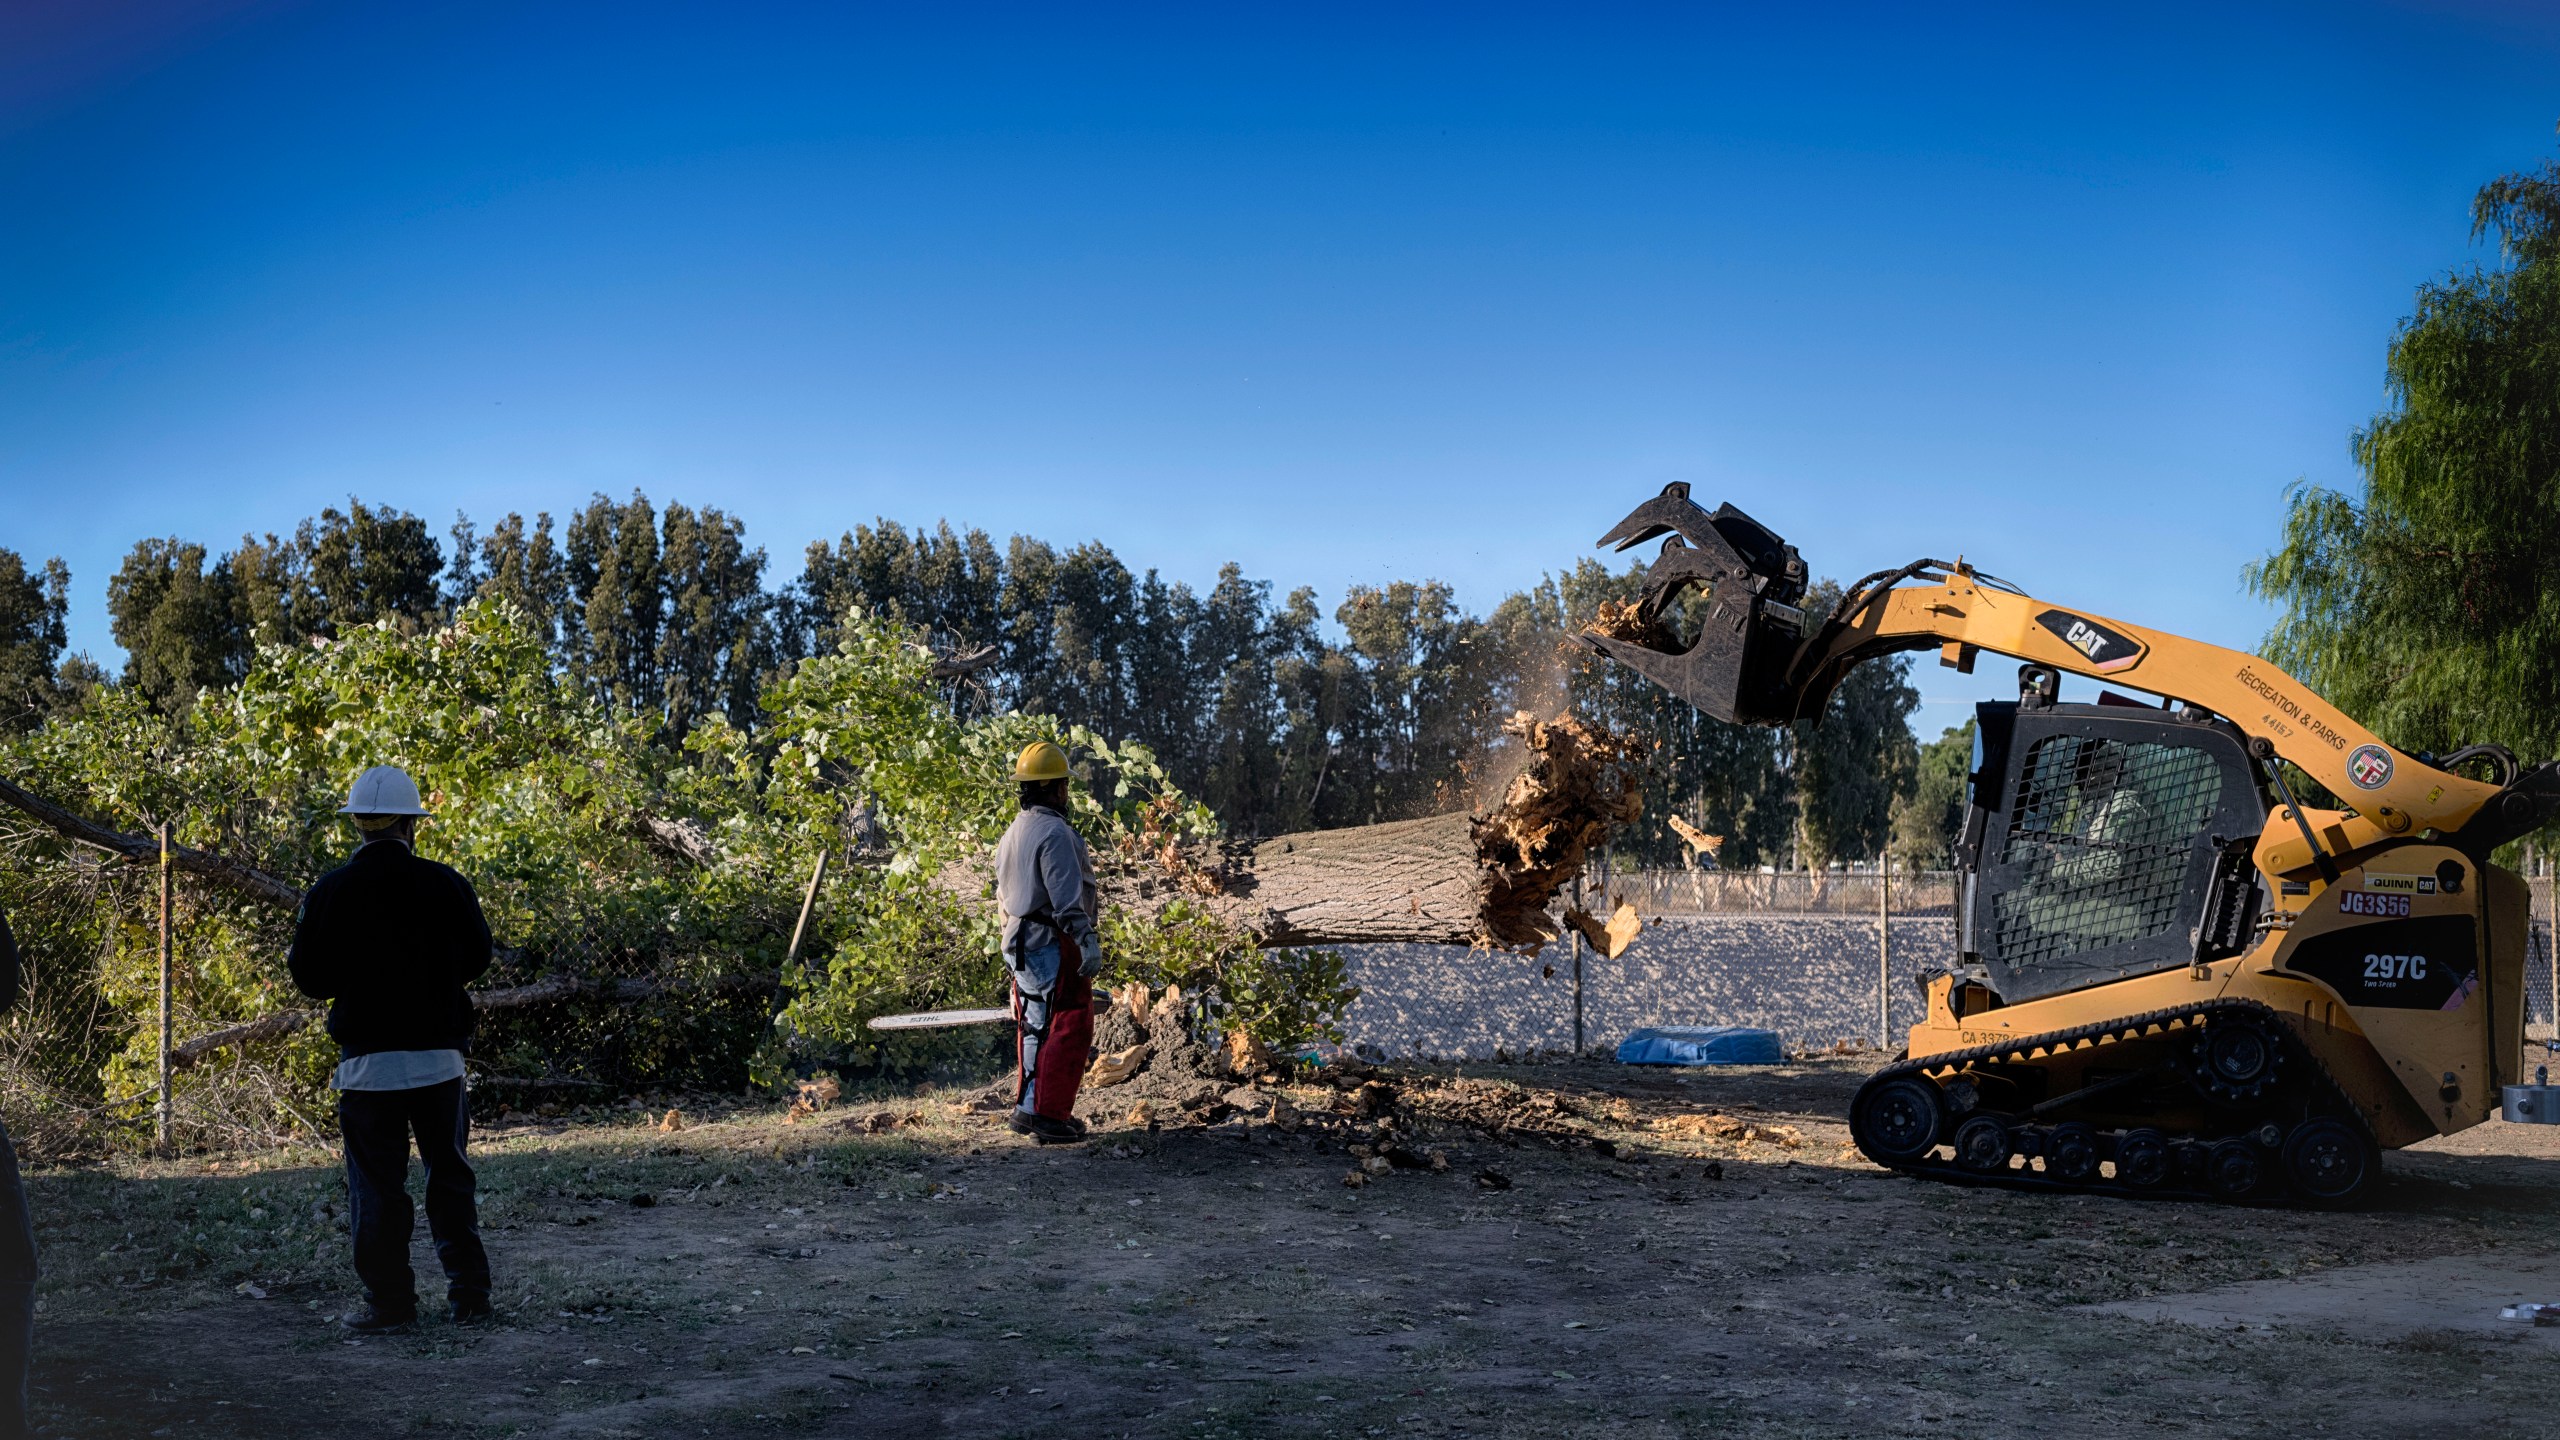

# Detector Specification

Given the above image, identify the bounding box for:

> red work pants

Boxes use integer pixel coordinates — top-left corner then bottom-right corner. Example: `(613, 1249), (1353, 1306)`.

(1013, 936), (1093, 1123)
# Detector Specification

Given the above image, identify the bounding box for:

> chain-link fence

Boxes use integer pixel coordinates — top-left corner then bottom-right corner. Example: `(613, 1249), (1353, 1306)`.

(1337, 867), (2560, 1069)
(2523, 876), (2558, 1077)
(1592, 868), (1958, 919)
(146, 867), (2560, 1096)
(1333, 866), (1956, 1060)
(460, 867), (2560, 1082)
(464, 909), (781, 1102)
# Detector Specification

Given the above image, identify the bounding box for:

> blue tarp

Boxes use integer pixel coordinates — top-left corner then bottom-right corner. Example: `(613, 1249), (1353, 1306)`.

(1615, 1025), (1784, 1066)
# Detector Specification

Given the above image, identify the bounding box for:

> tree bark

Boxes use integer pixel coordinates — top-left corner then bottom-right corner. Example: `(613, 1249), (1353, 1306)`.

(1188, 813), (1492, 948)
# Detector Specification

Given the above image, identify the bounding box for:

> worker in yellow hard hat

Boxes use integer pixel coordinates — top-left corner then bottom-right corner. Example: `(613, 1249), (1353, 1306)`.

(995, 740), (1101, 1143)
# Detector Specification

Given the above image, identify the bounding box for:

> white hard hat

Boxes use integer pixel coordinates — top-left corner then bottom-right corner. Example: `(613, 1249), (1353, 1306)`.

(340, 765), (428, 816)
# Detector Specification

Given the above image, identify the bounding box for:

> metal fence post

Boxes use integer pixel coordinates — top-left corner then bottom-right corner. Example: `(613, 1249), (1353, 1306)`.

(1877, 851), (1891, 1050)
(157, 821), (173, 1153)
(2529, 845), (2549, 1060)
(1569, 873), (1584, 1056)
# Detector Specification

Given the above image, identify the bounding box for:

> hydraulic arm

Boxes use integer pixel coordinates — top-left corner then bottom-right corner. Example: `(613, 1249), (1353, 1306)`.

(1580, 483), (2560, 873)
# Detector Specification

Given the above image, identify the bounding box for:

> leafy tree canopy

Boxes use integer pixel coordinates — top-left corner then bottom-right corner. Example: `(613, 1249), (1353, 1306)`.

(0, 548), (71, 730)
(2253, 144), (2560, 767)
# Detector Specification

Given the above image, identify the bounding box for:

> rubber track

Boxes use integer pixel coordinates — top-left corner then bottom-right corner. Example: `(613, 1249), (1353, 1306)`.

(1853, 998), (2373, 1206)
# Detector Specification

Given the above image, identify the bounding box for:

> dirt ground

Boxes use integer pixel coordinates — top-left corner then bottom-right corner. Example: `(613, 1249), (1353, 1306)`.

(23, 1056), (2560, 1438)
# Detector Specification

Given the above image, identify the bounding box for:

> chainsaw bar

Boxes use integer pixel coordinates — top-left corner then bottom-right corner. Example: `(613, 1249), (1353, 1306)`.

(865, 1007), (1011, 1031)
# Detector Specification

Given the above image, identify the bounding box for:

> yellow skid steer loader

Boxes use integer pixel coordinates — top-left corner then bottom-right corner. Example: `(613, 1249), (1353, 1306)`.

(1581, 484), (2559, 1205)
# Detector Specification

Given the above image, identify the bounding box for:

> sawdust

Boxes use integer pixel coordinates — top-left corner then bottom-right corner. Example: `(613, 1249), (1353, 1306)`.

(1653, 1112), (1806, 1148)
(1394, 1075), (1594, 1143)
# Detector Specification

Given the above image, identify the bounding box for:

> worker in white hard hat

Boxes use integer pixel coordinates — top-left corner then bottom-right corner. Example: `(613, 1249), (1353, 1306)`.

(995, 740), (1101, 1144)
(287, 765), (496, 1333)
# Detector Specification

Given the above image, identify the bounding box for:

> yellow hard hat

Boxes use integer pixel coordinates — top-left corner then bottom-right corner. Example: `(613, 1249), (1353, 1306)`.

(1013, 741), (1069, 782)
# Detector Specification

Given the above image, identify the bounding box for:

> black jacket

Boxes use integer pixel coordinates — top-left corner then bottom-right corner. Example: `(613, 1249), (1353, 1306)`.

(286, 840), (493, 1056)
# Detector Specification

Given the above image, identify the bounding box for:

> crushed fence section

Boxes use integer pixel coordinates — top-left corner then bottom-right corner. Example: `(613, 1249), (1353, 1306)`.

(467, 909), (781, 1099)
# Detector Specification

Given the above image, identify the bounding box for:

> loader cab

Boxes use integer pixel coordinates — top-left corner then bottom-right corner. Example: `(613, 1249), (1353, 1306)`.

(1954, 677), (2268, 1007)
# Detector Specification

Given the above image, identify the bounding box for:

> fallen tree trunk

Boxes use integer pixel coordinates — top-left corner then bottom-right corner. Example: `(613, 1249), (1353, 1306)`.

(1206, 812), (1491, 948)
(1112, 713), (1643, 951)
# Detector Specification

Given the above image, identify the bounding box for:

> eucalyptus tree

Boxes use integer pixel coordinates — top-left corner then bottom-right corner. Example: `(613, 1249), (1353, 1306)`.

(0, 548), (69, 729)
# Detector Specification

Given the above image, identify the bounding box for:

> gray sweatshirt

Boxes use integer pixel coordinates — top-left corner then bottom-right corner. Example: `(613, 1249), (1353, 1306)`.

(995, 805), (1099, 959)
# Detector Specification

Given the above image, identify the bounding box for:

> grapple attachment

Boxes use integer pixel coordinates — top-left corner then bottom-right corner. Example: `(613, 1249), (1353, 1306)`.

(1576, 483), (1814, 725)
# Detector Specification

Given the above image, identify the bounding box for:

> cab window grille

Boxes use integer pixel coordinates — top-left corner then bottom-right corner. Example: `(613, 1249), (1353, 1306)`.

(1991, 735), (2224, 973)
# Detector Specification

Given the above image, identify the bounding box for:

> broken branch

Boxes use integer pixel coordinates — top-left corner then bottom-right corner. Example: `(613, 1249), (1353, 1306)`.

(0, 774), (302, 910)
(168, 972), (780, 1069)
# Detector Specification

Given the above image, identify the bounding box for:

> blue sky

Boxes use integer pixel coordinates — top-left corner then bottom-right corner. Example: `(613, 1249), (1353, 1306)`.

(6, 1), (2560, 734)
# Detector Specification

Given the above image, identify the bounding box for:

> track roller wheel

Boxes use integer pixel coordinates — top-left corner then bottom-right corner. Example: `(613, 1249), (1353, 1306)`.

(1851, 1074), (1946, 1165)
(1951, 1114), (2012, 1174)
(2281, 1118), (2378, 1207)
(2171, 1140), (2210, 1183)
(2046, 1122), (2098, 1184)
(2192, 1019), (2285, 1104)
(2206, 1138), (2267, 1198)
(2115, 1127), (2170, 1188)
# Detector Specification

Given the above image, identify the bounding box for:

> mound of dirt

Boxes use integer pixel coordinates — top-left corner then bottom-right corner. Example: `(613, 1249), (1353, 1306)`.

(1086, 990), (1230, 1114)
(971, 987), (1240, 1120)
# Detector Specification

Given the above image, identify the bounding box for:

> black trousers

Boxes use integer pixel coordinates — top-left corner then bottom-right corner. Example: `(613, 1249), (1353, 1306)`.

(338, 1080), (490, 1313)
(0, 1114), (36, 1439)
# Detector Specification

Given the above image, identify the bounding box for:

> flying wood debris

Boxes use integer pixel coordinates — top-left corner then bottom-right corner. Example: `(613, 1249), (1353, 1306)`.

(1562, 901), (1646, 959)
(1665, 813), (1723, 863)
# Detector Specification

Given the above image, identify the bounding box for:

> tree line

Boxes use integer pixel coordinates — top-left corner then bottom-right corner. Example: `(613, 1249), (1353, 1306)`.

(1, 492), (1950, 868)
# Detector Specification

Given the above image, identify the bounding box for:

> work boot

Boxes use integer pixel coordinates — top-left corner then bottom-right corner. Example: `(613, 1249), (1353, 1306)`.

(451, 1293), (495, 1326)
(1007, 1110), (1086, 1145)
(341, 1301), (416, 1335)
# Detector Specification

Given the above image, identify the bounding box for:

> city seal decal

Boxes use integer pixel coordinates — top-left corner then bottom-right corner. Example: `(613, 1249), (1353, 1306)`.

(2346, 743), (2394, 791)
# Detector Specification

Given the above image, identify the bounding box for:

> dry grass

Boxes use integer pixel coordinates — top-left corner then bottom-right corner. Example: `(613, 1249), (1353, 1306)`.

(19, 1059), (2560, 1437)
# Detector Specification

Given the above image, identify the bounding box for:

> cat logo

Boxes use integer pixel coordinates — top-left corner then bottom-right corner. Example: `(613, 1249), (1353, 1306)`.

(2033, 609), (2144, 674)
